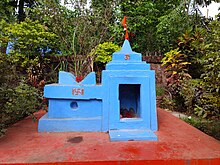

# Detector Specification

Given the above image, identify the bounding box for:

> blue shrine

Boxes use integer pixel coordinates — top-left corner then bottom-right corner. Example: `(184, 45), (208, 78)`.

(38, 40), (158, 141)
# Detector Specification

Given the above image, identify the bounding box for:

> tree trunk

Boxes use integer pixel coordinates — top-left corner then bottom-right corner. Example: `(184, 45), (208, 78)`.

(18, 0), (25, 22)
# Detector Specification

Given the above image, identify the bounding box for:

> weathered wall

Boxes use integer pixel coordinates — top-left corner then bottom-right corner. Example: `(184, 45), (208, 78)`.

(150, 63), (166, 86)
(142, 56), (166, 86)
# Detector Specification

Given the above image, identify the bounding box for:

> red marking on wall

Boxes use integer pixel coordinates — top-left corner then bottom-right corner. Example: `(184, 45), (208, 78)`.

(72, 88), (84, 95)
(125, 54), (130, 60)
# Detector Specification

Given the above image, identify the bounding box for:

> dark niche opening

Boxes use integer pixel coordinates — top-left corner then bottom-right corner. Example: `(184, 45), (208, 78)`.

(119, 84), (140, 119)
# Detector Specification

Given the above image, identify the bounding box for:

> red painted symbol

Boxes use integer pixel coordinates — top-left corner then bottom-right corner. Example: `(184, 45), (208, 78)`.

(125, 54), (130, 60)
(72, 88), (84, 95)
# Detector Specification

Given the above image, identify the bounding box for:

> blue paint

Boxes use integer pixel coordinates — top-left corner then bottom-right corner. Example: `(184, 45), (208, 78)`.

(6, 42), (14, 54)
(48, 99), (102, 118)
(81, 72), (96, 84)
(58, 71), (77, 84)
(109, 129), (158, 141)
(38, 39), (158, 141)
(38, 113), (102, 132)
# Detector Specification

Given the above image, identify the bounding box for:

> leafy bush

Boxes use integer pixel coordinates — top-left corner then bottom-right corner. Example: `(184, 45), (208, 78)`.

(156, 4), (192, 52)
(161, 48), (191, 87)
(177, 29), (205, 78)
(191, 19), (220, 120)
(0, 0), (15, 22)
(180, 78), (202, 114)
(0, 53), (19, 104)
(201, 19), (220, 94)
(0, 18), (57, 69)
(161, 29), (206, 112)
(161, 47), (192, 111)
(194, 93), (220, 119)
(179, 78), (219, 120)
(90, 42), (120, 64)
(156, 86), (165, 96)
(160, 96), (176, 111)
(0, 81), (42, 137)
(1, 81), (42, 122)
(0, 53), (42, 137)
(178, 76), (219, 119)
(119, 0), (181, 53)
(0, 18), (57, 87)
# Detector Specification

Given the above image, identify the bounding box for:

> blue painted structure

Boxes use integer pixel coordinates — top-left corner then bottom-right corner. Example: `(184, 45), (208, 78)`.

(38, 40), (158, 141)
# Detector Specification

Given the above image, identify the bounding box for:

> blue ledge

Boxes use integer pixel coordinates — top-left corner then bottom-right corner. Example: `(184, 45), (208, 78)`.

(38, 113), (102, 132)
(109, 129), (158, 142)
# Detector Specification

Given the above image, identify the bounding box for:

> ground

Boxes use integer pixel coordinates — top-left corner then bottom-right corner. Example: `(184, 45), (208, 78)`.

(0, 108), (220, 165)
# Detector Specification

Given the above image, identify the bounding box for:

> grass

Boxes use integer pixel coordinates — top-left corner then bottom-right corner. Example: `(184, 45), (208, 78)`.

(182, 116), (220, 141)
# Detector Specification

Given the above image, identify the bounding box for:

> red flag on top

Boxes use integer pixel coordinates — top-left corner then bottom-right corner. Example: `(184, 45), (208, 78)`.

(121, 16), (129, 40)
(121, 16), (126, 27)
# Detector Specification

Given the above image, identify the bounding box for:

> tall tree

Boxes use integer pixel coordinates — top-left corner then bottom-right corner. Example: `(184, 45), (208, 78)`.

(119, 0), (181, 54)
(27, 0), (117, 75)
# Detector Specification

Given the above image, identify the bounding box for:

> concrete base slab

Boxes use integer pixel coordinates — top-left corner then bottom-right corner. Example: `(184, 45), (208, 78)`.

(0, 108), (220, 165)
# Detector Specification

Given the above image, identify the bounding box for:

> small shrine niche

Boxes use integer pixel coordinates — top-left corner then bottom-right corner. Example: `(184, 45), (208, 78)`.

(119, 84), (140, 119)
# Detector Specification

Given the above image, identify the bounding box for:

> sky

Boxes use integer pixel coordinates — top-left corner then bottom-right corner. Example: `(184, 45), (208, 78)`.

(199, 2), (220, 19)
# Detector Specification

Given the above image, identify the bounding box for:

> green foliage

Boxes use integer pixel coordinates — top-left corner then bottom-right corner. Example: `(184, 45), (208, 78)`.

(0, 52), (18, 90)
(161, 48), (191, 86)
(168, 21), (220, 119)
(183, 117), (220, 140)
(201, 19), (220, 94)
(0, 52), (42, 137)
(177, 30), (205, 57)
(0, 18), (57, 69)
(0, 0), (16, 22)
(0, 81), (42, 137)
(160, 96), (176, 111)
(28, 0), (117, 76)
(161, 29), (207, 113)
(120, 1), (159, 52)
(161, 48), (191, 111)
(180, 78), (202, 113)
(0, 19), (10, 53)
(156, 5), (192, 52)
(30, 0), (116, 56)
(90, 42), (120, 64)
(194, 93), (220, 119)
(184, 19), (220, 120)
(2, 81), (41, 121)
(156, 86), (165, 97)
(157, 0), (216, 53)
(177, 29), (205, 78)
(118, 0), (181, 53)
